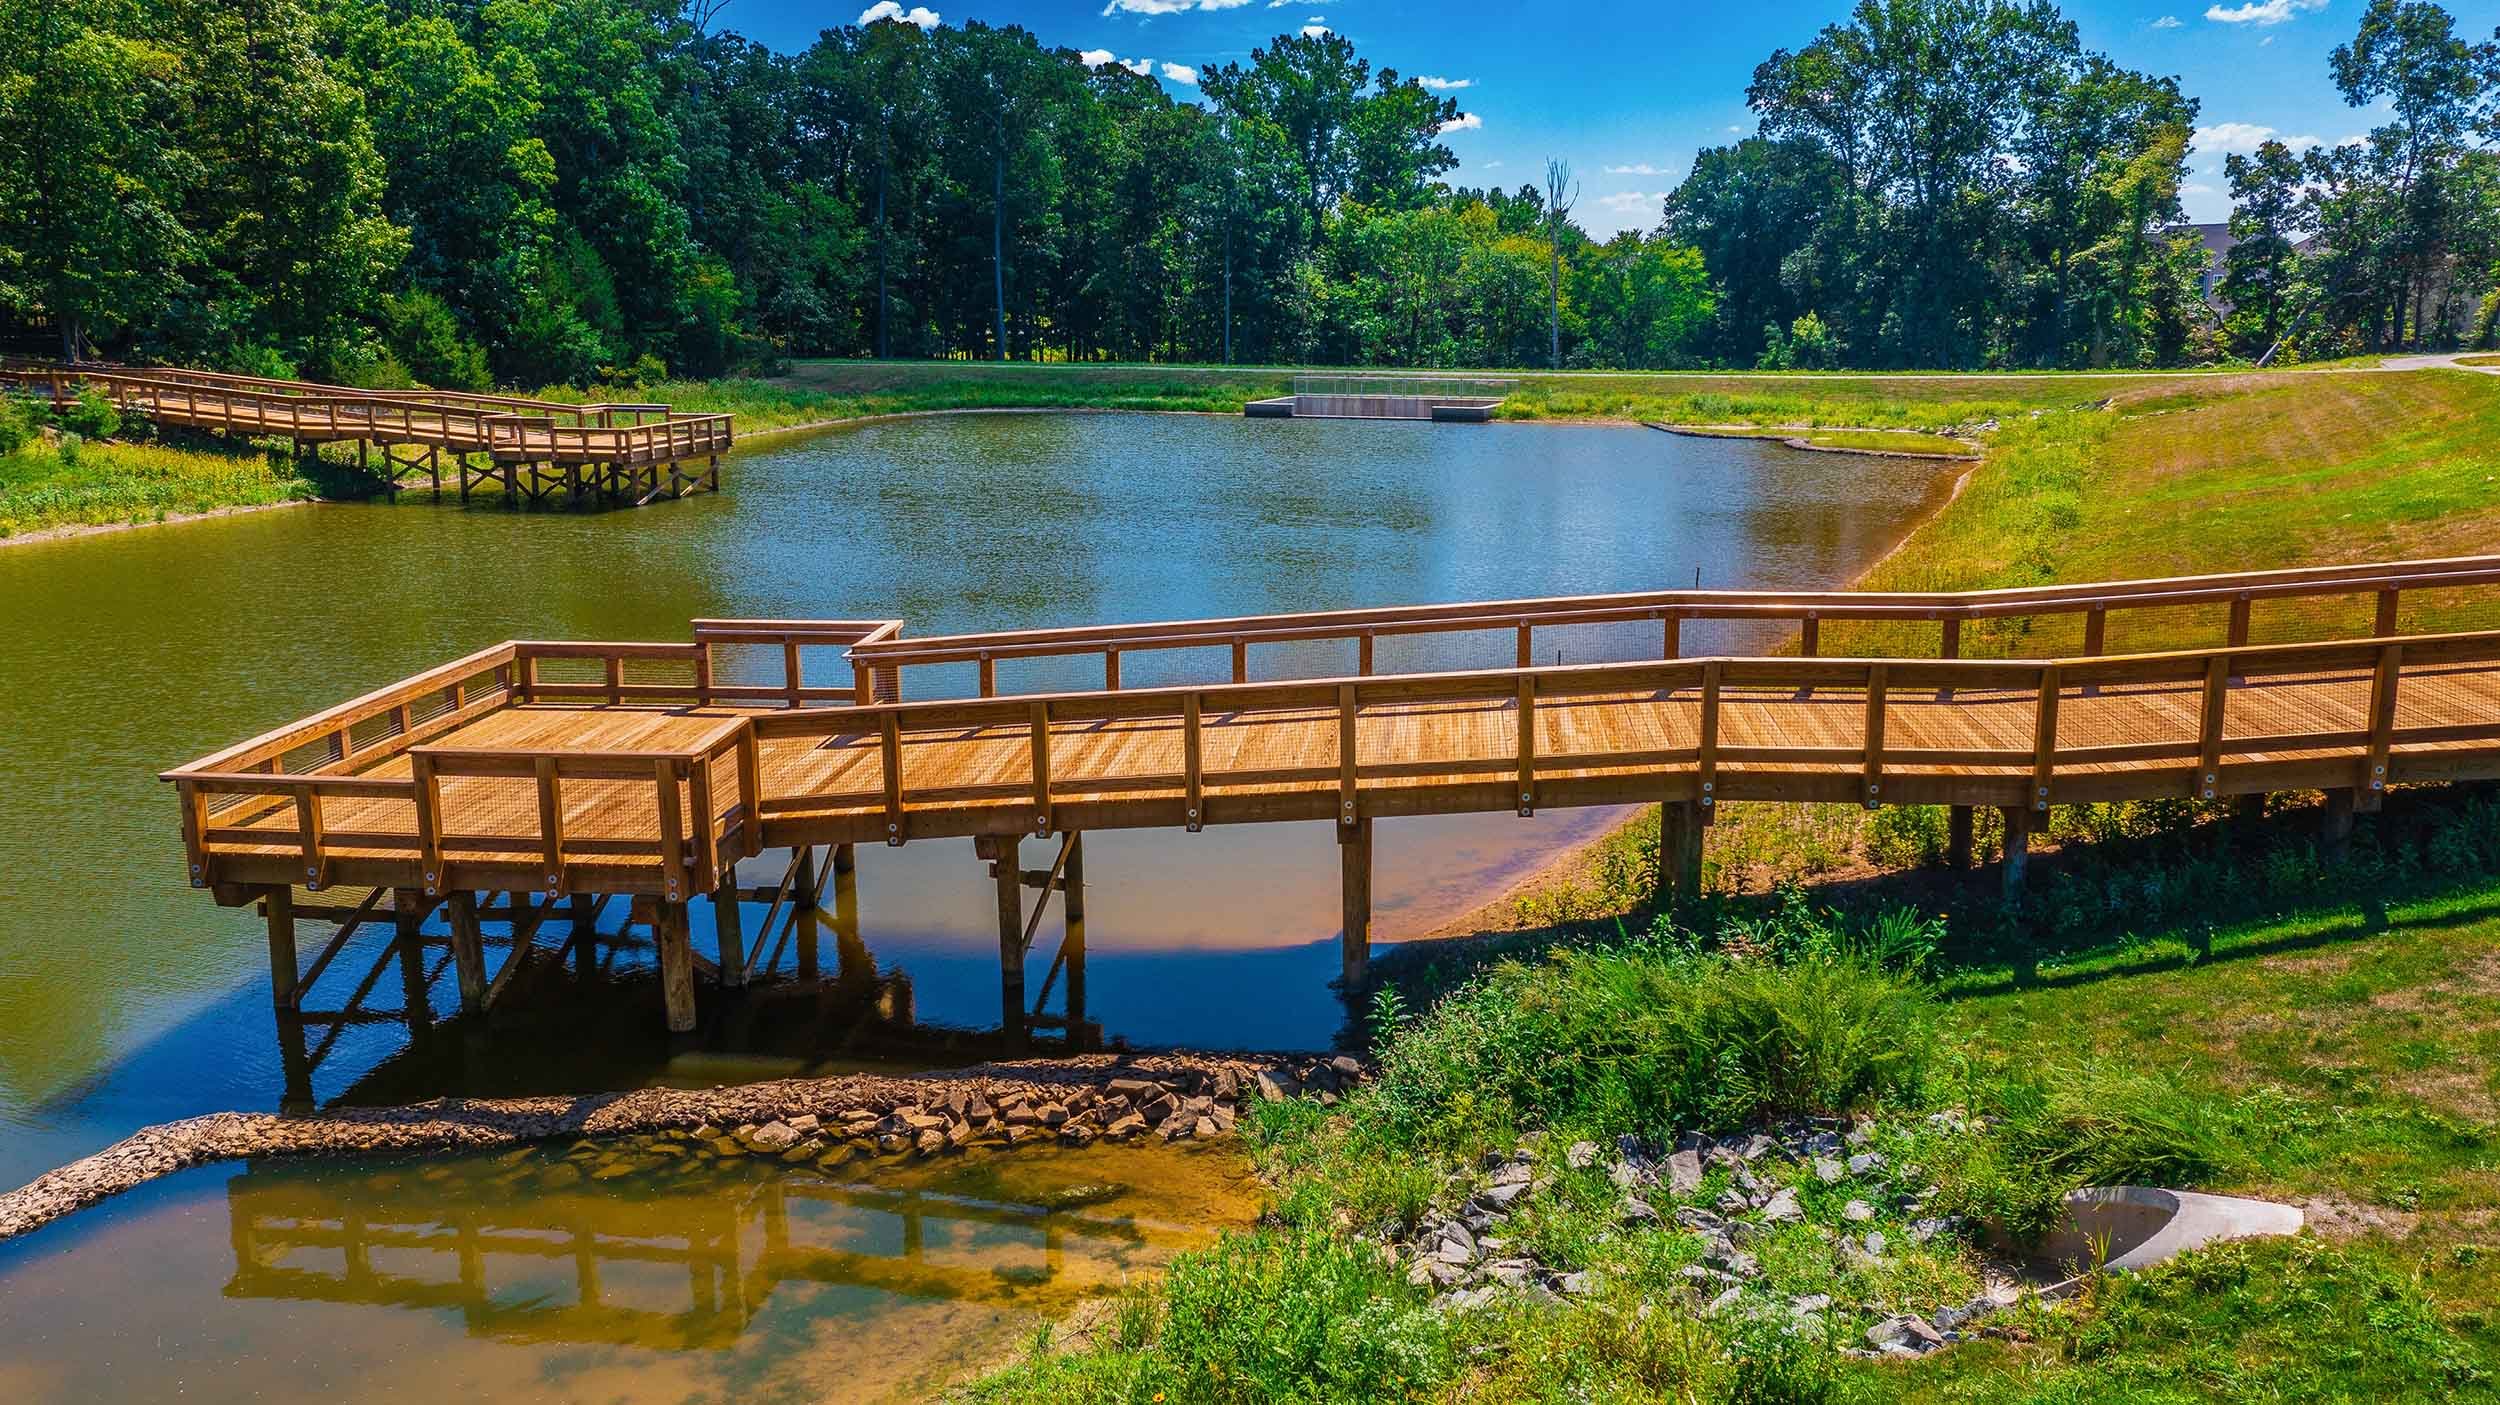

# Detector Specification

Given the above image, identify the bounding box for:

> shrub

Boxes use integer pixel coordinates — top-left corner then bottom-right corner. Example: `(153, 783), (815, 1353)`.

(60, 388), (121, 439)
(379, 291), (493, 391)
(1366, 928), (1941, 1147)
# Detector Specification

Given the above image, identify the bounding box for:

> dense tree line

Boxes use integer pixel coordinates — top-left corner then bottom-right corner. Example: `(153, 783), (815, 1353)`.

(0, 0), (2491, 381)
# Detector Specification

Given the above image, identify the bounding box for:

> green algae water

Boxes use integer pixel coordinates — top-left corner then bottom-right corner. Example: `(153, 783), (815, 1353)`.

(0, 413), (1956, 1191)
(0, 1137), (1259, 1403)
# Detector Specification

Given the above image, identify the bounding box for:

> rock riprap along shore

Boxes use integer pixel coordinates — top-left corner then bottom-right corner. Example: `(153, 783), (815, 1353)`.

(0, 1052), (1366, 1241)
(1382, 1112), (2020, 1359)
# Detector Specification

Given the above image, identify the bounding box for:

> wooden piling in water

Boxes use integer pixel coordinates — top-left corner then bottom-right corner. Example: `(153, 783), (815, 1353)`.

(264, 886), (300, 1011)
(655, 900), (696, 1033)
(446, 891), (486, 1013)
(993, 835), (1027, 1053)
(1339, 818), (1372, 988)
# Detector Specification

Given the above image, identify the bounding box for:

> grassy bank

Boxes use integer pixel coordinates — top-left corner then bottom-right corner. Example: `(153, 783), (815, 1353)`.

(0, 433), (317, 540)
(967, 797), (2500, 1403)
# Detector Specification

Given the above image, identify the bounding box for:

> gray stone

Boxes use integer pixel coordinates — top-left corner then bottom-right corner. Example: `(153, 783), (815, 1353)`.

(1673, 1206), (1726, 1231)
(1719, 1250), (1760, 1278)
(738, 1121), (800, 1154)
(1432, 1222), (1479, 1264)
(1843, 1199), (1877, 1222)
(1482, 1258), (1537, 1286)
(1847, 1151), (1888, 1176)
(1476, 1178), (1531, 1210)
(1679, 1263), (1735, 1286)
(1558, 1270), (1603, 1297)
(1253, 1069), (1298, 1102)
(1664, 1149), (1705, 1196)
(1489, 1160), (1533, 1187)
(1704, 1285), (1743, 1316)
(1737, 1134), (1778, 1161)
(1909, 1216), (1954, 1244)
(1566, 1140), (1601, 1170)
(1617, 1195), (1662, 1226)
(1791, 1293), (1832, 1316)
(1863, 1230), (1888, 1257)
(1757, 1187), (1802, 1223)
(1814, 1156), (1845, 1184)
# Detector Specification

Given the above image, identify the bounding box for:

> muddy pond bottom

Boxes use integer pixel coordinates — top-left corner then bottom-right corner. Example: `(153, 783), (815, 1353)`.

(0, 1136), (1258, 1404)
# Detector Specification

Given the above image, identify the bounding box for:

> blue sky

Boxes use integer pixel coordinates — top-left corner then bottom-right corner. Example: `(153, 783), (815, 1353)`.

(725, 0), (2500, 235)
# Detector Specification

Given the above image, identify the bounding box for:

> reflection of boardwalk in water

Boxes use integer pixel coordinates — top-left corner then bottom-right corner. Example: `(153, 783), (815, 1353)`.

(221, 1162), (1191, 1351)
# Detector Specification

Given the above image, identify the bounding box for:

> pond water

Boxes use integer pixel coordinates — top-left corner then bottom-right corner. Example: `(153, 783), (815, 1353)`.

(0, 1137), (1260, 1404)
(0, 412), (1955, 1192)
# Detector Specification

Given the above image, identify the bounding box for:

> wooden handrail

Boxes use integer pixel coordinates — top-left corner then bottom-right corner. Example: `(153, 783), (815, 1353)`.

(842, 554), (2500, 698)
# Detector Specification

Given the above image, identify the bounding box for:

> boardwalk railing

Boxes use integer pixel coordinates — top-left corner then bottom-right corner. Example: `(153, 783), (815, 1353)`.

(842, 554), (2500, 700)
(167, 624), (2500, 896)
(0, 363), (732, 465)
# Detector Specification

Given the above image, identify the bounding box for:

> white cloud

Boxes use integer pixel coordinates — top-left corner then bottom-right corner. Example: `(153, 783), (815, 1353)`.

(1269, 0), (1290, 6)
(1724, 124), (1742, 134)
(1596, 191), (1666, 215)
(2195, 122), (2327, 153)
(1604, 163), (1671, 176)
(1100, 0), (1252, 15)
(859, 1), (939, 26)
(1078, 47), (1116, 65)
(1160, 61), (1199, 84)
(1300, 23), (1329, 37)
(2336, 133), (2367, 147)
(2181, 182), (2217, 195)
(1438, 112), (1482, 134)
(1482, 160), (1504, 170)
(2204, 0), (2327, 25)
(2151, 14), (2183, 26)
(1416, 75), (1473, 91)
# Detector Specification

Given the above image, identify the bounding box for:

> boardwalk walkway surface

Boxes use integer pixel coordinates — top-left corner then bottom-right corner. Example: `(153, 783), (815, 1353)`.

(166, 556), (2500, 1042)
(1, 362), (732, 506)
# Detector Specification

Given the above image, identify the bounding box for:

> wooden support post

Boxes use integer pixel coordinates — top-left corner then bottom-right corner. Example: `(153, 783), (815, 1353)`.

(1998, 806), (2032, 902)
(1947, 806), (1975, 869)
(1657, 800), (1702, 905)
(656, 899), (697, 1033)
(264, 885), (300, 1011)
(1339, 817), (1373, 989)
(394, 887), (430, 1037)
(2322, 788), (2357, 860)
(994, 834), (1028, 1054)
(1063, 833), (1089, 1050)
(446, 890), (486, 1014)
(570, 892), (598, 979)
(833, 842), (856, 875)
(714, 877), (747, 989)
(794, 846), (821, 980)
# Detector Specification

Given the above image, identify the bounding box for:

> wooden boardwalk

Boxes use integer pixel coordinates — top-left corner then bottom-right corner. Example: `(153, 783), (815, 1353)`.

(166, 556), (2500, 1041)
(1, 363), (732, 507)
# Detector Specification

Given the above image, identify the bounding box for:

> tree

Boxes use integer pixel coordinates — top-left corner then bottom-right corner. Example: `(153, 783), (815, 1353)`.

(1543, 159), (1576, 368)
(0, 0), (190, 359)
(2220, 140), (2306, 356)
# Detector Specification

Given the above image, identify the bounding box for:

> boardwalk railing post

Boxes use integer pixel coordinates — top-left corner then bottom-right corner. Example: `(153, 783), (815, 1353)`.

(2360, 642), (2402, 812)
(1861, 664), (1887, 808)
(2030, 664), (2061, 815)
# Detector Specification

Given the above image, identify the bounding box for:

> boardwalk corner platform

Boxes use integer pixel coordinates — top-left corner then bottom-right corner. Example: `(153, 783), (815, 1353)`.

(1, 362), (733, 508)
(1247, 373), (1514, 422)
(163, 556), (2500, 1050)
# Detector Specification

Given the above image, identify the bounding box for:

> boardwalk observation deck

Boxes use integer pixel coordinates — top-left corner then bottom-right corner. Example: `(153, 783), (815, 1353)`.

(1, 362), (733, 507)
(167, 556), (2500, 1043)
